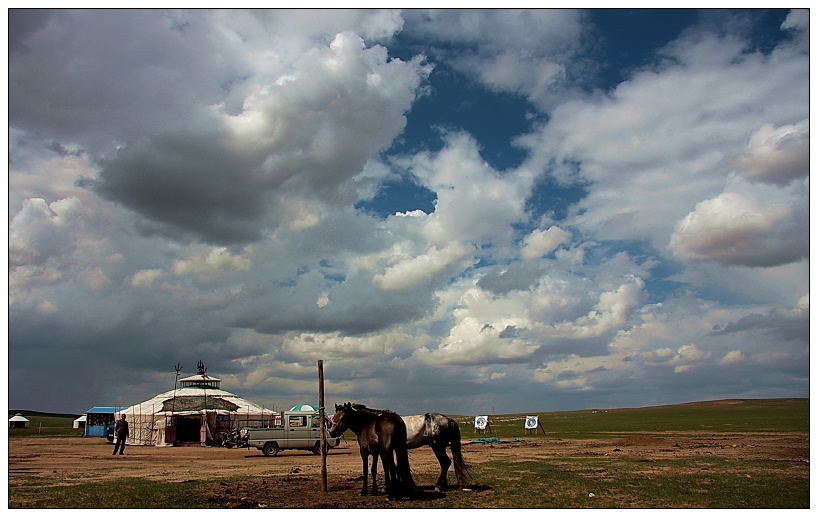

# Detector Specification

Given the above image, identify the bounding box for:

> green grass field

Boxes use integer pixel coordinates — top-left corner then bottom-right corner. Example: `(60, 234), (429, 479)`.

(456, 398), (809, 440)
(9, 398), (808, 439)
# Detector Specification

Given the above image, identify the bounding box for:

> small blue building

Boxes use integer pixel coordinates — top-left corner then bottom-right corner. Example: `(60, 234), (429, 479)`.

(83, 407), (123, 438)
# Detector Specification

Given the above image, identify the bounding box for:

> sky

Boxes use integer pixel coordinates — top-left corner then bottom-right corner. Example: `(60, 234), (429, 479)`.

(6, 8), (811, 417)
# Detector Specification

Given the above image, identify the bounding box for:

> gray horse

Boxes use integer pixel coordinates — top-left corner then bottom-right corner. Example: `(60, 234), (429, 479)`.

(402, 411), (470, 492)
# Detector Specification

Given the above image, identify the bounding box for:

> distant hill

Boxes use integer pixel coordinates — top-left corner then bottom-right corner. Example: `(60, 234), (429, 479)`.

(10, 397), (806, 421)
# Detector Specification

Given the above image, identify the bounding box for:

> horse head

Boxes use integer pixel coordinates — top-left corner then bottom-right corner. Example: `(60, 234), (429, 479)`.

(329, 402), (353, 437)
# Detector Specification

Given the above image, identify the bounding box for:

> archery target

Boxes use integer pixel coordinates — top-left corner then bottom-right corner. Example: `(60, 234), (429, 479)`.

(525, 416), (538, 429)
(474, 415), (488, 429)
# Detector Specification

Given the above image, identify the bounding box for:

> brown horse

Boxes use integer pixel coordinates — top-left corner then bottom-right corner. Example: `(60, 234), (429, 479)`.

(329, 402), (413, 500)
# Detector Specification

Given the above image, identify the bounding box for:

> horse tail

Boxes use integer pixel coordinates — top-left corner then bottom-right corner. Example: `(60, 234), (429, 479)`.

(448, 417), (471, 486)
(392, 420), (415, 491)
(396, 441), (414, 490)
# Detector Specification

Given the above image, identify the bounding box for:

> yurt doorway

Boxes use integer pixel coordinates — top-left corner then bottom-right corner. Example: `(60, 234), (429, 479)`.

(176, 416), (202, 443)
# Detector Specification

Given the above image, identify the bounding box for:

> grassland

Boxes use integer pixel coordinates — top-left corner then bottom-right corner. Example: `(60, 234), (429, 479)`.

(456, 397), (809, 439)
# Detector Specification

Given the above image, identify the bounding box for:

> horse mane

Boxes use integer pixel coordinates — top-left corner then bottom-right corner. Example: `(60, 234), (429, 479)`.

(349, 403), (396, 416)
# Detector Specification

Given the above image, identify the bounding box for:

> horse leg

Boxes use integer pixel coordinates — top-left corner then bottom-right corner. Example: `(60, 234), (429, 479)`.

(360, 449), (369, 496)
(432, 444), (452, 492)
(381, 450), (398, 501)
(370, 452), (379, 496)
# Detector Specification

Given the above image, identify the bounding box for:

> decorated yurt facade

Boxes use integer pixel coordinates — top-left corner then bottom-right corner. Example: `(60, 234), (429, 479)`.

(119, 361), (276, 447)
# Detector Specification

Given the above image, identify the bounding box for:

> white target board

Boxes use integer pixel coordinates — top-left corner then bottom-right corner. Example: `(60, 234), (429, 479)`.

(525, 416), (539, 429)
(474, 415), (488, 429)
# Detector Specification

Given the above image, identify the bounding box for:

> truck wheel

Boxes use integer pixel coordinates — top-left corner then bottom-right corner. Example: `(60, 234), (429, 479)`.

(312, 441), (328, 455)
(262, 442), (279, 457)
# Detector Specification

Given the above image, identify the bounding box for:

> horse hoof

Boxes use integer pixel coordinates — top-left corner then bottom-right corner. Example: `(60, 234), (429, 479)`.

(434, 486), (442, 493)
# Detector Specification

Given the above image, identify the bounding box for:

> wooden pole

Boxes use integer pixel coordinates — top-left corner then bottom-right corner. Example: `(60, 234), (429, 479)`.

(318, 360), (327, 492)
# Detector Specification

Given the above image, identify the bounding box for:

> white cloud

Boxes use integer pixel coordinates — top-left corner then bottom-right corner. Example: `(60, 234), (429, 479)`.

(668, 191), (806, 267)
(720, 350), (745, 365)
(521, 226), (571, 260)
(374, 242), (473, 291)
(670, 343), (711, 365)
(517, 28), (808, 254)
(9, 197), (82, 268)
(402, 9), (583, 103)
(129, 269), (164, 288)
(554, 277), (646, 339)
(37, 300), (57, 313)
(173, 247), (252, 276)
(403, 132), (533, 247)
(732, 120), (809, 185)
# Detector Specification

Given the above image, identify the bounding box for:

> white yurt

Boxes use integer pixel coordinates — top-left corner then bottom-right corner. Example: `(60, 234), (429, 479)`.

(9, 413), (30, 428)
(118, 361), (276, 447)
(73, 415), (87, 429)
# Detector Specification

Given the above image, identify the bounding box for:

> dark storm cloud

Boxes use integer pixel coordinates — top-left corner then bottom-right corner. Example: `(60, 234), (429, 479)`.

(710, 306), (809, 342)
(92, 129), (270, 245)
(8, 9), (54, 53)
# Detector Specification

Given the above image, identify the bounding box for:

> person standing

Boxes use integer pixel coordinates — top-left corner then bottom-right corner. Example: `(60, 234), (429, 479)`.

(112, 414), (129, 455)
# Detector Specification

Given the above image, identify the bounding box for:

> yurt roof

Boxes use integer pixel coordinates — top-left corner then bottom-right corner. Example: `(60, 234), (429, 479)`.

(179, 373), (221, 383)
(120, 386), (273, 416)
(9, 413), (30, 422)
(74, 415), (87, 422)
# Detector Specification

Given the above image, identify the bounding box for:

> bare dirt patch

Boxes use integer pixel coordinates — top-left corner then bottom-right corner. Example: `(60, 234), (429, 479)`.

(8, 432), (808, 507)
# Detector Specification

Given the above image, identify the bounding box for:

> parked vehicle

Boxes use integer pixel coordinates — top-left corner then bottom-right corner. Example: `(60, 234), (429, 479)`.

(243, 410), (340, 456)
(218, 429), (242, 448)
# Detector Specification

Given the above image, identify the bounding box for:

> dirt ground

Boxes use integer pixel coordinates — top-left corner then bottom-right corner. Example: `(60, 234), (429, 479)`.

(8, 431), (809, 508)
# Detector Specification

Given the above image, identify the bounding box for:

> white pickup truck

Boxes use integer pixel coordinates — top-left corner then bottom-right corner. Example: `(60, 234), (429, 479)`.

(242, 410), (340, 457)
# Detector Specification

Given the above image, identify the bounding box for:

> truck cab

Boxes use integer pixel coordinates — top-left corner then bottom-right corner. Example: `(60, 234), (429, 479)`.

(242, 410), (340, 457)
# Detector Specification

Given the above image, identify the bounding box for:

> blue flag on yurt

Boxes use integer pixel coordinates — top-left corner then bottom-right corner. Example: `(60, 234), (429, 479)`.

(525, 416), (538, 429)
(474, 415), (488, 430)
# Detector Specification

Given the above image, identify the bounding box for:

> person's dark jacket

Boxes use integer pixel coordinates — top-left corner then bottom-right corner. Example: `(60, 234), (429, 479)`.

(115, 419), (129, 437)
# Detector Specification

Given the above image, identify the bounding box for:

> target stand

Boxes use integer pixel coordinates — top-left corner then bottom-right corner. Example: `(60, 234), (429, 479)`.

(524, 415), (546, 435)
(474, 415), (492, 435)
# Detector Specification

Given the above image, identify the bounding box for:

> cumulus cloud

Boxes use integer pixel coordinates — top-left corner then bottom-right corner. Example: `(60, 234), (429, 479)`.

(7, 9), (809, 415)
(521, 226), (571, 260)
(732, 121), (809, 185)
(374, 242), (473, 291)
(554, 277), (646, 339)
(516, 25), (808, 254)
(9, 197), (83, 268)
(129, 269), (164, 288)
(668, 192), (807, 267)
(720, 350), (745, 365)
(402, 132), (533, 247)
(173, 247), (252, 276)
(91, 32), (429, 244)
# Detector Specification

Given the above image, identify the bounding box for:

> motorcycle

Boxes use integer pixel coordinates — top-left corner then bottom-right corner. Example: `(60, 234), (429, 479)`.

(219, 429), (243, 448)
